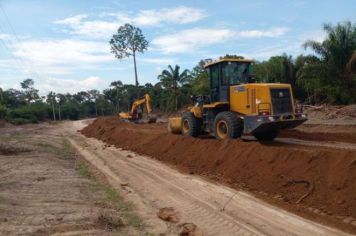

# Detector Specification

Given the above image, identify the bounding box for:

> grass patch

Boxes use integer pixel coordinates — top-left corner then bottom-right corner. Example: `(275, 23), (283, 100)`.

(75, 160), (145, 231)
(35, 138), (74, 158)
(76, 161), (92, 178)
(0, 133), (25, 142)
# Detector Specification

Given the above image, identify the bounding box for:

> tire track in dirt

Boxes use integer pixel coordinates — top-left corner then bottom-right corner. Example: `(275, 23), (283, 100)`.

(69, 136), (260, 236)
(67, 120), (352, 236)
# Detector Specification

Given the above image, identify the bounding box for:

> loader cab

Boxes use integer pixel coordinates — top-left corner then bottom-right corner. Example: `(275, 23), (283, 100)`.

(205, 58), (255, 103)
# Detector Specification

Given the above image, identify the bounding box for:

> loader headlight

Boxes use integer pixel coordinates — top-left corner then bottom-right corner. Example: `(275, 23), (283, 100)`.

(268, 116), (274, 121)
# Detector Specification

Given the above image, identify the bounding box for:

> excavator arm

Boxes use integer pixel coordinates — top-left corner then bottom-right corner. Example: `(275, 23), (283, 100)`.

(119, 94), (156, 123)
(130, 94), (152, 115)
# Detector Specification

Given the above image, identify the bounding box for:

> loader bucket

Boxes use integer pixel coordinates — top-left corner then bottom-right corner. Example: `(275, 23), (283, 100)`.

(168, 117), (182, 134)
(243, 114), (307, 134)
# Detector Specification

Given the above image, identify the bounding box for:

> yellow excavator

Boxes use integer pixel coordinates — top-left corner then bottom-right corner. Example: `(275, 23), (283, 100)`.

(168, 58), (307, 140)
(118, 94), (157, 123)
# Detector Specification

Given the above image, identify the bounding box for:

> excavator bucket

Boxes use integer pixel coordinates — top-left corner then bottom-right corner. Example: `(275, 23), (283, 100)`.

(168, 117), (182, 134)
(118, 112), (131, 121)
(147, 115), (157, 123)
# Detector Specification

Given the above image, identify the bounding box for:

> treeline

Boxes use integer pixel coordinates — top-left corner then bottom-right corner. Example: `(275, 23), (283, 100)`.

(0, 21), (355, 124)
(254, 21), (356, 104)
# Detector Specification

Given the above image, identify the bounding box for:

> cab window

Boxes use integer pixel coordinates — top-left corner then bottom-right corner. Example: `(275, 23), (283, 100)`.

(210, 66), (219, 89)
(221, 62), (252, 85)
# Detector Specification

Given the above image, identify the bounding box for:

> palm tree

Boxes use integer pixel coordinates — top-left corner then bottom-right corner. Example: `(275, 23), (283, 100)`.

(303, 21), (356, 102)
(158, 65), (190, 111)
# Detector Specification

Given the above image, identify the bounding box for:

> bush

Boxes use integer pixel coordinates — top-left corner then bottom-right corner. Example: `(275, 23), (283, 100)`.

(62, 102), (80, 120)
(7, 118), (33, 125)
(6, 106), (39, 124)
(0, 105), (7, 119)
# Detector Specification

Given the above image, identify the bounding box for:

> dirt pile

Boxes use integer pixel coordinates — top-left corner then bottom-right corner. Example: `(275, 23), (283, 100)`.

(157, 207), (180, 223)
(81, 117), (356, 220)
(280, 127), (356, 143)
(305, 104), (356, 125)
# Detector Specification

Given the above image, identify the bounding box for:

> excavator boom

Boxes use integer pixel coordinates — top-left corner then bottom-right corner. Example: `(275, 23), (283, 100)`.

(118, 94), (156, 123)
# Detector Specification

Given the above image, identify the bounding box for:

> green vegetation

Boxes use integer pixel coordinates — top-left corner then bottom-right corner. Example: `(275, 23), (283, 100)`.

(254, 21), (356, 104)
(0, 21), (354, 124)
(35, 138), (73, 158)
(75, 159), (145, 231)
(110, 23), (149, 86)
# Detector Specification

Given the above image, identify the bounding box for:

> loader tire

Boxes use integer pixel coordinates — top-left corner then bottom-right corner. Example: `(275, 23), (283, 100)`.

(254, 130), (279, 141)
(214, 112), (242, 140)
(181, 112), (200, 137)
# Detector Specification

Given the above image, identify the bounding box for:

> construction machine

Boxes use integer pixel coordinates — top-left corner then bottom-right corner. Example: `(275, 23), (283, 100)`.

(118, 94), (157, 123)
(168, 58), (307, 140)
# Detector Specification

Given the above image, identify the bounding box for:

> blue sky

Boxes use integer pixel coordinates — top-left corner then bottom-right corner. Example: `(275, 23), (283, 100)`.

(0, 0), (355, 94)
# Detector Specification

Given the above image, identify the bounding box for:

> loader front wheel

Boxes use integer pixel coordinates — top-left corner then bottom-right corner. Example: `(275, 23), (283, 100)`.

(214, 112), (242, 140)
(181, 112), (200, 137)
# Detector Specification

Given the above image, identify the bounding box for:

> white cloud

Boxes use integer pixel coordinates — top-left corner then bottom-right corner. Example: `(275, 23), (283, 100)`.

(37, 76), (105, 94)
(132, 6), (206, 26)
(55, 15), (119, 39)
(54, 6), (206, 38)
(11, 39), (112, 75)
(236, 27), (289, 38)
(152, 27), (289, 54)
(54, 14), (88, 25)
(0, 33), (13, 41)
(139, 57), (176, 65)
(152, 28), (235, 54)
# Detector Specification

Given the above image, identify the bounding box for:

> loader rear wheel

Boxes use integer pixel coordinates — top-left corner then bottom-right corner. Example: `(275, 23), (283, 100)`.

(214, 112), (242, 140)
(181, 112), (200, 137)
(254, 130), (279, 141)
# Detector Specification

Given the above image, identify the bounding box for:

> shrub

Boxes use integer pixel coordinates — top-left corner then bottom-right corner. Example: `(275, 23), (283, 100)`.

(0, 105), (7, 119)
(6, 106), (38, 124)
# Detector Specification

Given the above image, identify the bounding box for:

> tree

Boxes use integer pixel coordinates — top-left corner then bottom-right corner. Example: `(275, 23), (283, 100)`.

(46, 92), (56, 121)
(0, 87), (3, 105)
(88, 89), (100, 116)
(110, 24), (149, 86)
(189, 59), (211, 95)
(220, 54), (245, 59)
(303, 21), (356, 103)
(110, 80), (123, 112)
(56, 93), (66, 121)
(20, 78), (39, 104)
(158, 65), (190, 111)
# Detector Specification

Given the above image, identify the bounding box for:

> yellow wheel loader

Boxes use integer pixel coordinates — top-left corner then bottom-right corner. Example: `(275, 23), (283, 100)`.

(168, 58), (307, 140)
(118, 94), (157, 123)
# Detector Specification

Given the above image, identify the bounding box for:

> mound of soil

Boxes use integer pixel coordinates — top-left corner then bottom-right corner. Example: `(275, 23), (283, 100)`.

(81, 117), (356, 222)
(280, 127), (356, 144)
(0, 143), (31, 155)
(305, 104), (356, 125)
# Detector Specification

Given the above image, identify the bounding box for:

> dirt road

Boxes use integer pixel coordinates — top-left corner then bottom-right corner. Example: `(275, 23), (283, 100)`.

(0, 122), (147, 235)
(66, 120), (354, 236)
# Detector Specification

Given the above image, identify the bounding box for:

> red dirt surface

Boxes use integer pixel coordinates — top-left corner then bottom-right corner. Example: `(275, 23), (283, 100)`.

(81, 116), (356, 229)
(280, 125), (356, 144)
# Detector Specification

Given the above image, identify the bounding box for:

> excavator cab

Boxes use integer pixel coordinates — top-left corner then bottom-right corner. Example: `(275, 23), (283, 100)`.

(168, 57), (307, 140)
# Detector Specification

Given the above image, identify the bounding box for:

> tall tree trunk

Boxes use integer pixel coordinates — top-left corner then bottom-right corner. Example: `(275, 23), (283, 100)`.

(174, 88), (178, 111)
(116, 89), (119, 112)
(52, 101), (56, 121)
(58, 104), (61, 121)
(133, 50), (138, 87)
(94, 101), (98, 116)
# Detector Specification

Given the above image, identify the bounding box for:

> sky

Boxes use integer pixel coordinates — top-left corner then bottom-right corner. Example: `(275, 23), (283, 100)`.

(0, 0), (355, 95)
